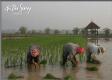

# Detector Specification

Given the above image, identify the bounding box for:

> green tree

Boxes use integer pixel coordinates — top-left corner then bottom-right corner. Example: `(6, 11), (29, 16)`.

(31, 29), (37, 34)
(103, 28), (111, 38)
(45, 28), (51, 34)
(19, 26), (27, 34)
(80, 28), (86, 36)
(65, 30), (69, 35)
(72, 27), (80, 35)
(54, 29), (60, 34)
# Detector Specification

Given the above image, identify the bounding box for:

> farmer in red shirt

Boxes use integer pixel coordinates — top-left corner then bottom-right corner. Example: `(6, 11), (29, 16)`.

(62, 43), (85, 67)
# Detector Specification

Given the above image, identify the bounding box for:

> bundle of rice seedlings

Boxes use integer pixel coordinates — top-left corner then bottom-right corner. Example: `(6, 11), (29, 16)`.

(43, 73), (60, 80)
(40, 59), (47, 65)
(8, 73), (17, 79)
(8, 72), (24, 80)
(64, 75), (74, 80)
(86, 66), (98, 71)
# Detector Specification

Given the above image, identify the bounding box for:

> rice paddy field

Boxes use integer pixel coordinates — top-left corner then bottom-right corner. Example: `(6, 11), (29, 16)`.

(1, 35), (86, 68)
(2, 35), (112, 80)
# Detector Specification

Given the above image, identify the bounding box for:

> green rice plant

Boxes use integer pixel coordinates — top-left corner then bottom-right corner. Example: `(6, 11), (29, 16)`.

(43, 73), (60, 80)
(64, 75), (75, 80)
(8, 72), (24, 80)
(8, 73), (17, 80)
(40, 59), (47, 65)
(86, 66), (98, 71)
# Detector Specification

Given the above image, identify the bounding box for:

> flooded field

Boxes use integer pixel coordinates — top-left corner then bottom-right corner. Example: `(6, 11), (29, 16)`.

(1, 40), (112, 80)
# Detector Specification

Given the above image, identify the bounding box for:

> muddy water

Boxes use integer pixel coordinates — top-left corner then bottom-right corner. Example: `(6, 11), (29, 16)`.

(2, 41), (112, 80)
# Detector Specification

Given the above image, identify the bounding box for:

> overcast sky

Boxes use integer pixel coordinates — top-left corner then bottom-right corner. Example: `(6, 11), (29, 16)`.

(1, 1), (112, 31)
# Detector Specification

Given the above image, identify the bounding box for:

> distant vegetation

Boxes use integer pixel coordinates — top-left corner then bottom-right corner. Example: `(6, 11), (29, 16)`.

(2, 26), (112, 39)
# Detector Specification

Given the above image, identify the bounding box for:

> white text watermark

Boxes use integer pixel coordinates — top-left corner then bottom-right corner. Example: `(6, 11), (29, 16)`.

(4, 3), (31, 15)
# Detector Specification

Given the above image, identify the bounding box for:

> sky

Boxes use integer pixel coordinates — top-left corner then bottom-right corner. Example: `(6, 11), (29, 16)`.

(1, 1), (112, 32)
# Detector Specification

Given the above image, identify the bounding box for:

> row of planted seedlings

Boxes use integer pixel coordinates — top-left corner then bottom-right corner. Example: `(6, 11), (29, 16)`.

(2, 35), (87, 68)
(40, 44), (86, 66)
(40, 44), (63, 65)
(40, 44), (87, 66)
(3, 45), (85, 68)
(3, 44), (63, 68)
(3, 48), (27, 68)
(3, 45), (86, 68)
(3, 44), (86, 67)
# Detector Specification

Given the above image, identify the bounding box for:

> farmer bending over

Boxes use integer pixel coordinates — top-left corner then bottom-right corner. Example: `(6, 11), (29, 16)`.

(62, 43), (85, 67)
(86, 42), (105, 64)
(27, 45), (41, 70)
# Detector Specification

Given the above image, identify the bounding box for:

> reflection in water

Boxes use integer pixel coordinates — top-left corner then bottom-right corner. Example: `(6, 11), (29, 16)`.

(2, 41), (112, 80)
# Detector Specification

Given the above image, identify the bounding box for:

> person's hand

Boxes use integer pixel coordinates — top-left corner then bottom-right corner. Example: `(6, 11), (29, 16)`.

(67, 54), (73, 60)
(34, 62), (40, 69)
(76, 61), (79, 64)
(33, 62), (37, 65)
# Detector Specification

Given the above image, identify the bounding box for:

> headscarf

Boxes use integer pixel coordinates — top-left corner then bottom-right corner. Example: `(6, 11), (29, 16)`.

(76, 47), (85, 54)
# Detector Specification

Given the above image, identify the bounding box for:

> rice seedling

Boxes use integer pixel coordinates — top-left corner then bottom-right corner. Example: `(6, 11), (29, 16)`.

(43, 73), (60, 80)
(86, 66), (98, 71)
(40, 59), (47, 65)
(8, 72), (17, 80)
(8, 72), (24, 80)
(64, 75), (75, 80)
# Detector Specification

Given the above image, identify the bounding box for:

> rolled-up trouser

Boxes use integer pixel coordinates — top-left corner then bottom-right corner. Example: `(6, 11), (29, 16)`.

(62, 50), (77, 66)
(62, 51), (68, 66)
(87, 52), (92, 62)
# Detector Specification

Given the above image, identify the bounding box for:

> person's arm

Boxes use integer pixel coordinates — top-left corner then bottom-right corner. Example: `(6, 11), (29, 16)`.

(27, 52), (32, 64)
(67, 46), (77, 60)
(100, 47), (105, 54)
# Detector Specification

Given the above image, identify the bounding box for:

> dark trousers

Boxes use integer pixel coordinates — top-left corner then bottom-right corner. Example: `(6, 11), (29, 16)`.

(87, 52), (92, 62)
(62, 51), (77, 67)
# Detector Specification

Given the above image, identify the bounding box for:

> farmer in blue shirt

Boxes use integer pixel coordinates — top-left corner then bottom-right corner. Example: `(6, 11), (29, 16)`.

(62, 43), (85, 67)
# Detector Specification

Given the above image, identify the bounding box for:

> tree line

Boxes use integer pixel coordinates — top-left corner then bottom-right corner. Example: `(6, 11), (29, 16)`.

(2, 26), (112, 38)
